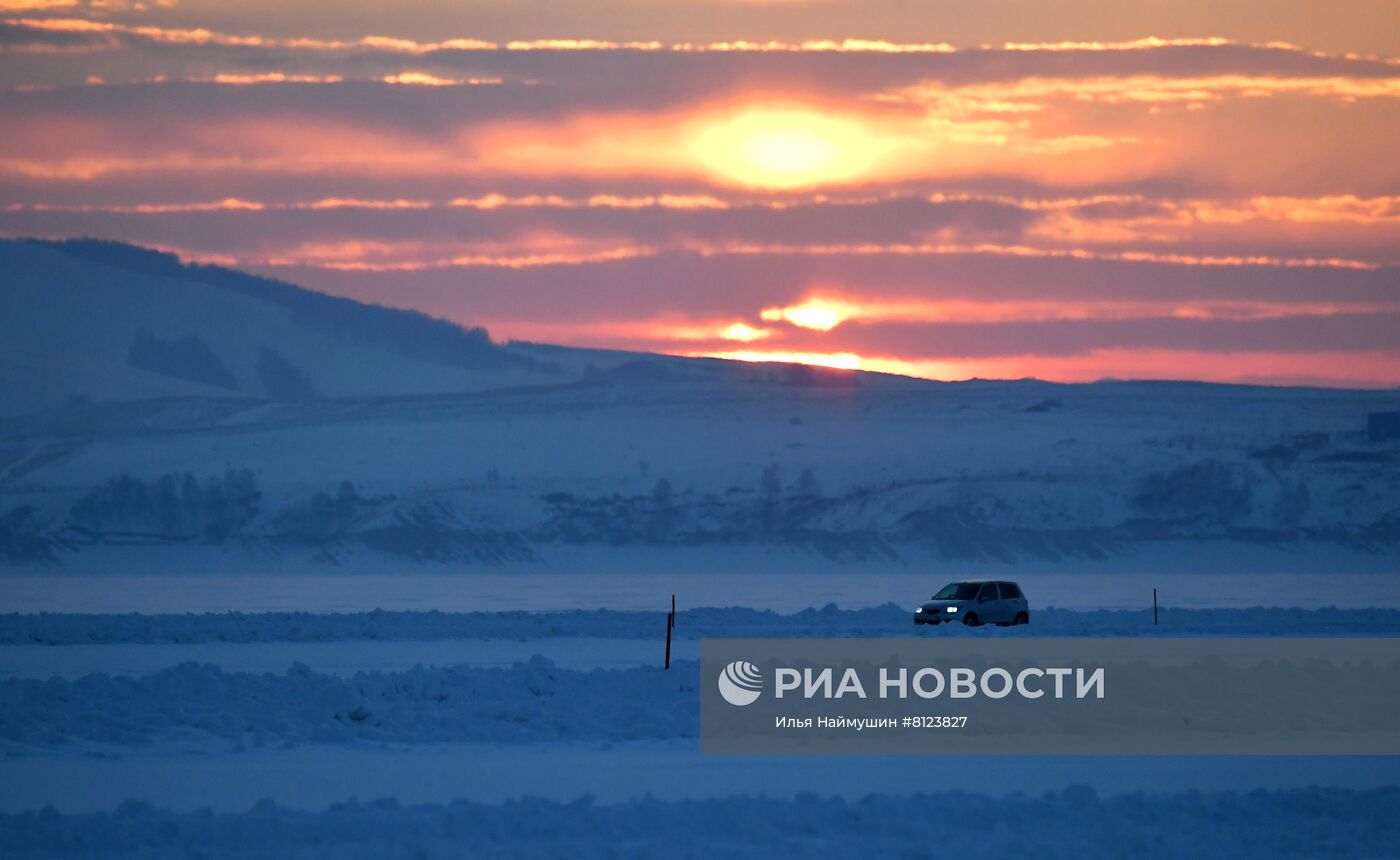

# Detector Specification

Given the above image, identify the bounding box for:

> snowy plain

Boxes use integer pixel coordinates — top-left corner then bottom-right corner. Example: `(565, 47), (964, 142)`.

(5, 788), (1397, 860)
(0, 637), (698, 679)
(2, 602), (1398, 823)
(6, 742), (1400, 813)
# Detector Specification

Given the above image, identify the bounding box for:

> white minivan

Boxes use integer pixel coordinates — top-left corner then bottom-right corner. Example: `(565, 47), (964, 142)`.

(914, 580), (1029, 627)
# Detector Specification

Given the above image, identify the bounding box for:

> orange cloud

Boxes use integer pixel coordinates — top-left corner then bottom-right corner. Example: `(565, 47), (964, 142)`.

(236, 246), (653, 271)
(671, 39), (955, 53)
(11, 192), (1394, 225)
(0, 1), (77, 9)
(472, 101), (911, 190)
(800, 240), (1368, 268)
(0, 116), (468, 180)
(99, 230), (1381, 273)
(4, 19), (1280, 56)
(447, 193), (730, 210)
(1189, 195), (1400, 224)
(886, 74), (1400, 114)
(298, 197), (434, 210)
(13, 65), (1390, 195)
(1009, 195), (1397, 265)
(62, 70), (507, 87)
(471, 98), (1134, 190)
(1000, 37), (1236, 52)
(505, 39), (663, 51)
(200, 73), (343, 84)
(757, 295), (1392, 328)
(220, 230), (656, 270)
(7, 17), (1386, 67)
(702, 240), (1379, 270)
(5, 16), (499, 52)
(382, 72), (502, 86)
(5, 104), (999, 190)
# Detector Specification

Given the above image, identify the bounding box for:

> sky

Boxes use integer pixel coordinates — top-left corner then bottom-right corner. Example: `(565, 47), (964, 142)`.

(2, 1), (1398, 387)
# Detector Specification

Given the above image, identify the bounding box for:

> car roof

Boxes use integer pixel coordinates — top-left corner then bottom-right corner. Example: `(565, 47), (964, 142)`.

(944, 579), (1021, 587)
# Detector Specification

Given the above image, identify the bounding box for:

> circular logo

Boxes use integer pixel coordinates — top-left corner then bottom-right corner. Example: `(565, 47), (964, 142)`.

(717, 660), (764, 706)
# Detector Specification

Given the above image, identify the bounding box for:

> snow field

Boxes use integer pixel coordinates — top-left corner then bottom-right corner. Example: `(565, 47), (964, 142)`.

(0, 658), (697, 751)
(4, 605), (1399, 646)
(2, 788), (1398, 860)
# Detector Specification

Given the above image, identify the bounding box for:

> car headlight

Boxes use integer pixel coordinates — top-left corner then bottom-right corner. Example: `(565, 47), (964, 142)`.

(946, 606), (958, 613)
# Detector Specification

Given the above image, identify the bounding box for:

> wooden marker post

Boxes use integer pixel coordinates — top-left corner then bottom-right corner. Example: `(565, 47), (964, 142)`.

(664, 594), (675, 669)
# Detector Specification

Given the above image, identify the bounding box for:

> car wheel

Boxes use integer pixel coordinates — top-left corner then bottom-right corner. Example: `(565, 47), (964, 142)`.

(962, 613), (979, 627)
(1014, 612), (1029, 626)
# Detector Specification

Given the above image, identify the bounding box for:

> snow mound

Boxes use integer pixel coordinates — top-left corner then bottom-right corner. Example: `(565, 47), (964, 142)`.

(1, 788), (1396, 859)
(0, 659), (698, 750)
(4, 605), (1399, 645)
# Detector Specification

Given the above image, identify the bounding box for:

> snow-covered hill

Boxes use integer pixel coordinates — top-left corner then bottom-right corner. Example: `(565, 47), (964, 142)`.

(2, 239), (1398, 571)
(0, 239), (580, 416)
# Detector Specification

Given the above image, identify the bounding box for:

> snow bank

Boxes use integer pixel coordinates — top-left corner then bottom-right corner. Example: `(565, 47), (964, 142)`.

(2, 788), (1396, 859)
(6, 645), (1398, 753)
(0, 659), (698, 750)
(0, 638), (700, 679)
(4, 605), (1398, 645)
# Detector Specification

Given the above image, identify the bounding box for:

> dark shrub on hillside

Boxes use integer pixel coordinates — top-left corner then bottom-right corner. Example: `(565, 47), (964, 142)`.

(272, 481), (370, 543)
(69, 470), (261, 540)
(127, 330), (239, 390)
(1131, 460), (1254, 525)
(256, 346), (317, 400)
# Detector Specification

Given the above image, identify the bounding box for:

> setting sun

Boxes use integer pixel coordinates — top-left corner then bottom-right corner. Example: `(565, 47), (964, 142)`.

(760, 298), (852, 330)
(719, 322), (771, 341)
(690, 108), (886, 189)
(740, 128), (836, 177)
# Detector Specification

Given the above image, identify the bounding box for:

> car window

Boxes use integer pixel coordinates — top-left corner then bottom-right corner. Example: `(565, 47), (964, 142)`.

(934, 583), (980, 600)
(1001, 583), (1022, 599)
(979, 584), (999, 601)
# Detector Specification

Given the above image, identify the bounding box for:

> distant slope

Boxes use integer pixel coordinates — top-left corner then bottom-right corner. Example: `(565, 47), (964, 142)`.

(0, 239), (573, 416)
(2, 371), (1398, 571)
(35, 239), (532, 373)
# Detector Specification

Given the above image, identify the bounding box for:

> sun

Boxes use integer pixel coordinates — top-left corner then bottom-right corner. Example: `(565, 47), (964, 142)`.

(761, 298), (852, 331)
(690, 107), (885, 189)
(739, 128), (838, 177)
